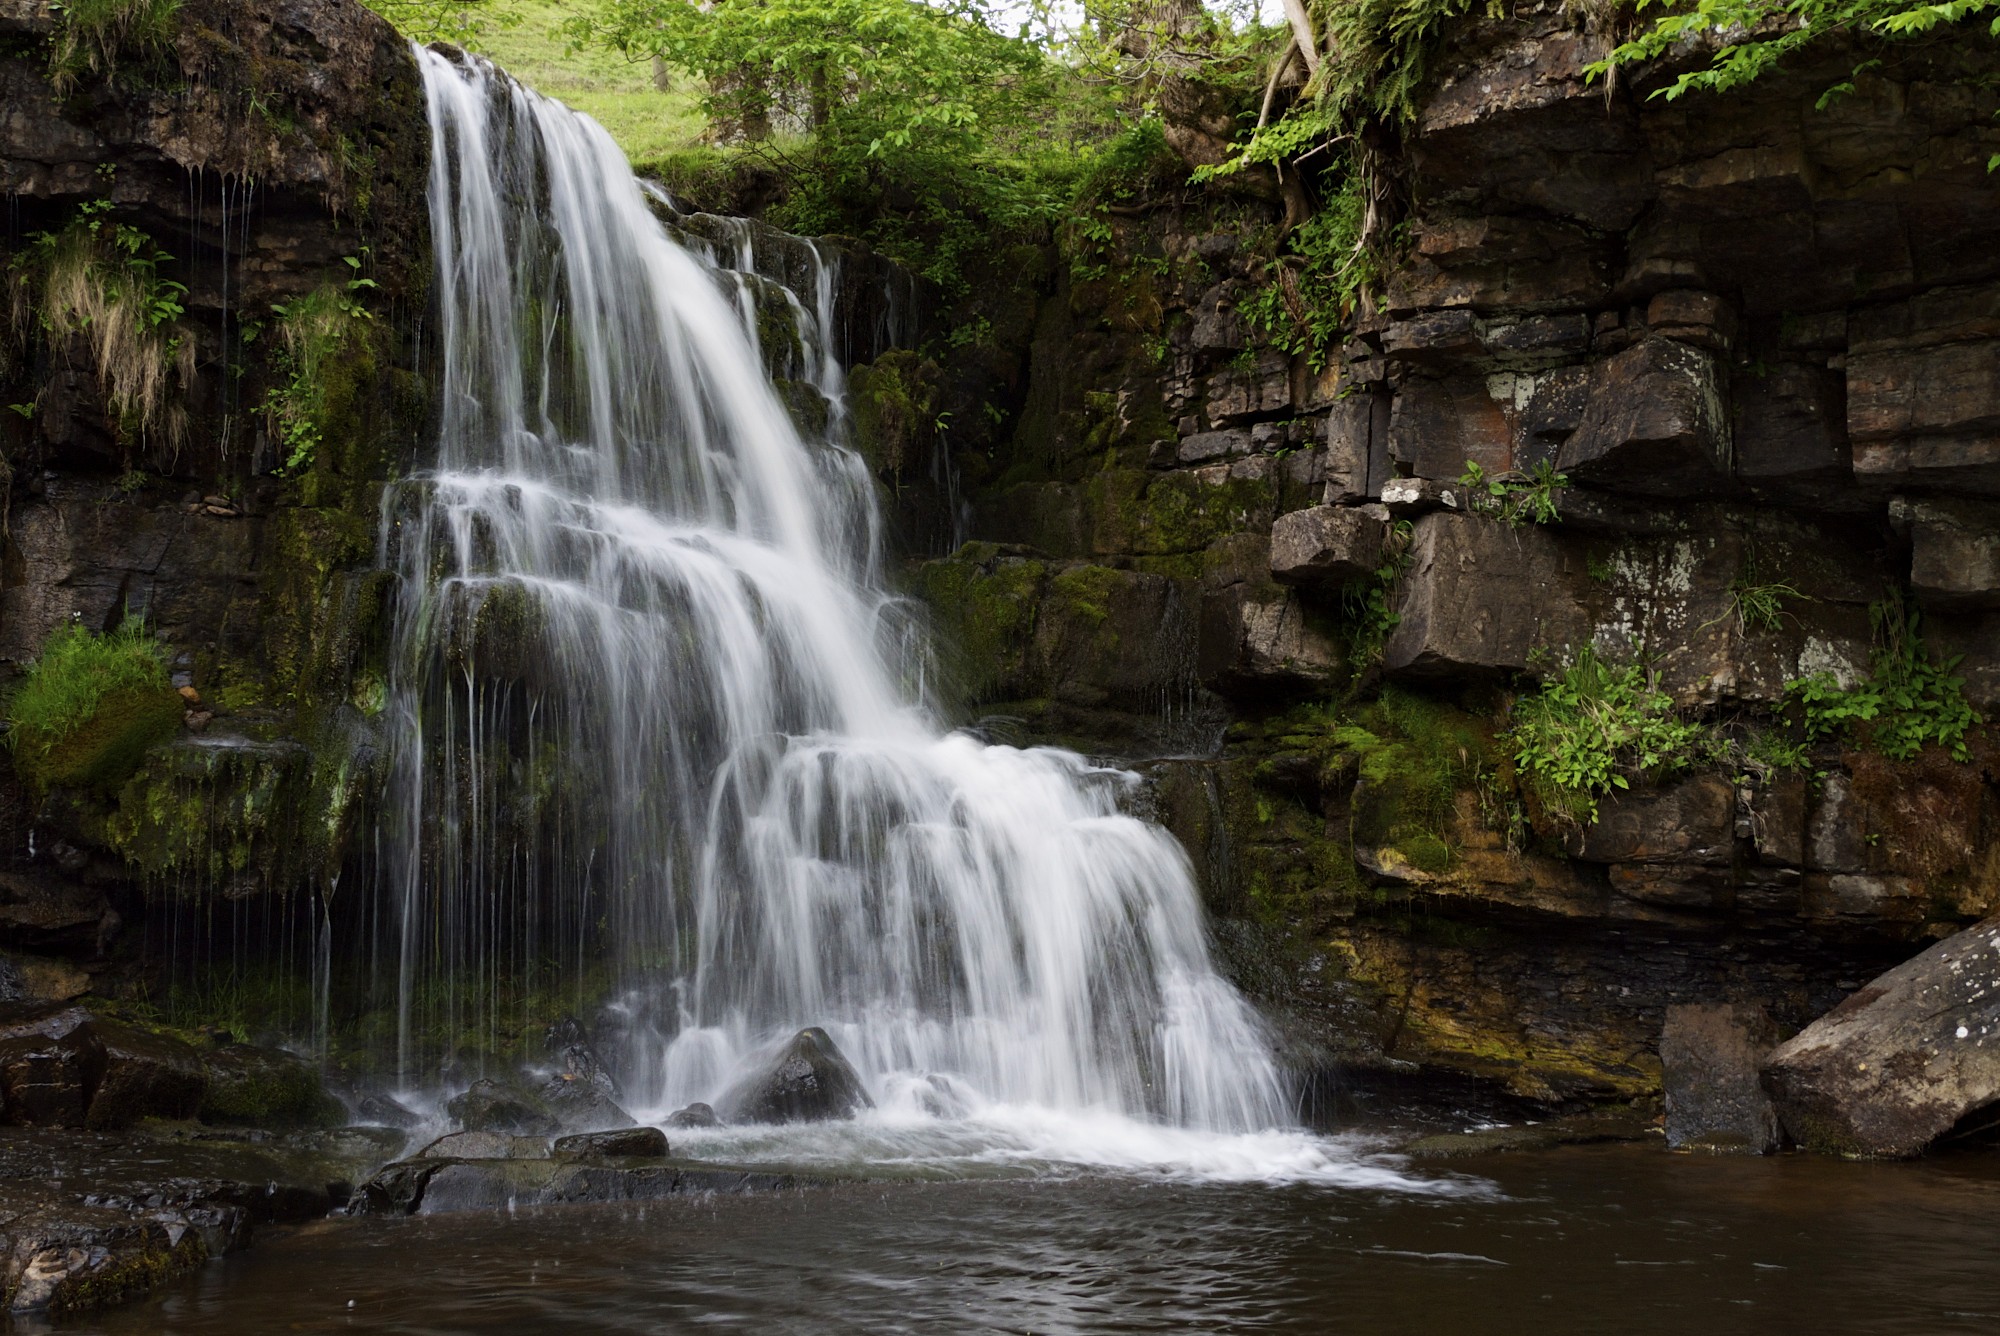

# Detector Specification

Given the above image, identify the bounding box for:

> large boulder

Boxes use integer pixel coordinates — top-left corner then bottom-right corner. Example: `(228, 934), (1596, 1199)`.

(0, 1004), (100, 1127)
(1557, 338), (1731, 496)
(1268, 505), (1390, 588)
(445, 1079), (560, 1137)
(718, 1027), (874, 1125)
(85, 1022), (207, 1131)
(1762, 916), (2000, 1156)
(197, 1044), (344, 1129)
(1661, 1004), (1783, 1154)
(1381, 513), (1588, 678)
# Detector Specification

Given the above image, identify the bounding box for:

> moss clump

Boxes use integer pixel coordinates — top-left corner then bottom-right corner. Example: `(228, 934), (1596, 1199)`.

(849, 350), (941, 480)
(913, 543), (1046, 702)
(8, 618), (182, 793)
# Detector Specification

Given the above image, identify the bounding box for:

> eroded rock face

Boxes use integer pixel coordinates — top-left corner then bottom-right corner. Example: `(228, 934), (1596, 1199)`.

(1762, 917), (2000, 1157)
(719, 1027), (874, 1125)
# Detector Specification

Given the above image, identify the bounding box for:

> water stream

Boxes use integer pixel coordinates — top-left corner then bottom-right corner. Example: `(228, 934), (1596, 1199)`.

(377, 48), (1346, 1179)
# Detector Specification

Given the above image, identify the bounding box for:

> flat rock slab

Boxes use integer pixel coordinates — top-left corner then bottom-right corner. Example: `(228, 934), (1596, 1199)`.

(0, 1127), (345, 1317)
(1763, 915), (2000, 1157)
(1402, 1103), (1659, 1159)
(354, 1156), (824, 1216)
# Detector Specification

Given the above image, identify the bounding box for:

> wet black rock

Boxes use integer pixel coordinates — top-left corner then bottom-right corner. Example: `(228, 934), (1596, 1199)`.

(357, 1092), (423, 1129)
(414, 1130), (550, 1160)
(553, 1126), (668, 1159)
(0, 1126), (339, 1316)
(1660, 1004), (1783, 1155)
(546, 1015), (615, 1093)
(536, 1071), (636, 1133)
(667, 1101), (722, 1129)
(446, 1079), (561, 1137)
(353, 1155), (817, 1216)
(0, 1003), (100, 1127)
(86, 1021), (207, 1130)
(719, 1027), (874, 1125)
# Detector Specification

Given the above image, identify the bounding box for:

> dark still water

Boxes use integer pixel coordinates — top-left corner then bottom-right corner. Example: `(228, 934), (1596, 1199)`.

(70, 1145), (2000, 1335)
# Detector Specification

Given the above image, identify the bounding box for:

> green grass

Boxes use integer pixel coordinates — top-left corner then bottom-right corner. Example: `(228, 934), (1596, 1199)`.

(7, 616), (183, 791)
(8, 617), (170, 746)
(463, 1), (707, 163)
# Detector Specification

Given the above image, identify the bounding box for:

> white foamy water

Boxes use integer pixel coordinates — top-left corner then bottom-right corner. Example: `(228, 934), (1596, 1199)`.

(383, 47), (1455, 1190)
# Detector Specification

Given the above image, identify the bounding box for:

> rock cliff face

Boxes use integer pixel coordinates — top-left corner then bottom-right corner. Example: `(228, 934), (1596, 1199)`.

(0, 0), (429, 991)
(908, 6), (2000, 1117)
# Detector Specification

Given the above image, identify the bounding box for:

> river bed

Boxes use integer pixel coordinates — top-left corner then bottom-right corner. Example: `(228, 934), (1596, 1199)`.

(69, 1143), (2000, 1334)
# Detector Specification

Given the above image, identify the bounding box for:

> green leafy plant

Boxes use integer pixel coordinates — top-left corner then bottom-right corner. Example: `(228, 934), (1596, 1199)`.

(1783, 594), (1981, 760)
(1510, 645), (1715, 824)
(257, 257), (378, 474)
(1343, 516), (1415, 668)
(1730, 573), (1806, 634)
(1236, 170), (1377, 369)
(1586, 0), (2000, 109)
(1458, 458), (1567, 527)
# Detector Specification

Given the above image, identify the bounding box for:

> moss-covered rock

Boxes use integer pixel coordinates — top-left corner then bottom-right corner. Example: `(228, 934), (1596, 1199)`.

(198, 1043), (344, 1129)
(13, 685), (185, 794)
(849, 349), (943, 481)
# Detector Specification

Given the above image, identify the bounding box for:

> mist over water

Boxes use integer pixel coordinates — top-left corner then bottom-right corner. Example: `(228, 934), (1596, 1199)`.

(368, 48), (1405, 1181)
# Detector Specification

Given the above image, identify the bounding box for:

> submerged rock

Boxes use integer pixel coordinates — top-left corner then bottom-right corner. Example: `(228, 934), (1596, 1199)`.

(1762, 916), (2000, 1157)
(353, 1154), (813, 1216)
(1660, 1004), (1782, 1155)
(553, 1127), (668, 1160)
(719, 1028), (874, 1125)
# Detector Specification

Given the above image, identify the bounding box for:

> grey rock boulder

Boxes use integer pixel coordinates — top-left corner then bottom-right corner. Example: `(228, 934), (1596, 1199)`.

(719, 1027), (874, 1125)
(1661, 1004), (1783, 1154)
(1762, 916), (2000, 1157)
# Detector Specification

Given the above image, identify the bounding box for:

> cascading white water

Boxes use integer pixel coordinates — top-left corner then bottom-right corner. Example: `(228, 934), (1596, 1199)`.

(383, 48), (1310, 1164)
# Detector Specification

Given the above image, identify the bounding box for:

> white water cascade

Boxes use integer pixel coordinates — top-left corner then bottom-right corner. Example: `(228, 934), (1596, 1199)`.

(378, 48), (1345, 1174)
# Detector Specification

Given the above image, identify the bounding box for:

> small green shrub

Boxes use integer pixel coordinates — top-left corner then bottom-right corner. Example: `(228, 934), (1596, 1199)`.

(255, 258), (377, 473)
(7, 616), (181, 791)
(1510, 646), (1714, 824)
(1236, 170), (1378, 370)
(1458, 459), (1566, 527)
(1784, 595), (1981, 760)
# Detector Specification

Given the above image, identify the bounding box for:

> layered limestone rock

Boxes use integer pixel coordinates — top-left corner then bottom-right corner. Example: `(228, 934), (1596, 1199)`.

(918, 5), (2000, 1116)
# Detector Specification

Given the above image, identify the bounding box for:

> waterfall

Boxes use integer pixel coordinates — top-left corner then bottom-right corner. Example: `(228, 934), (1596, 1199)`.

(381, 47), (1289, 1146)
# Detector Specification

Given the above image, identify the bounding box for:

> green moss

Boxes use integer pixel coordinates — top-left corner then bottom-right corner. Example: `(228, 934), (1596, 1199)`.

(913, 543), (1047, 702)
(1087, 467), (1278, 557)
(849, 350), (941, 480)
(46, 1228), (205, 1319)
